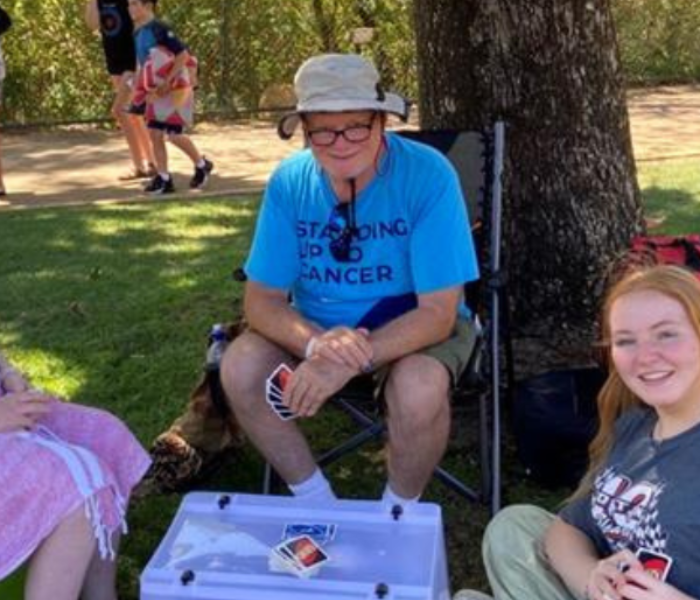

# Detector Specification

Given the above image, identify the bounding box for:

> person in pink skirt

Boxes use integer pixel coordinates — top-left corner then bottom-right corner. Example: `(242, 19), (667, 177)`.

(0, 350), (151, 600)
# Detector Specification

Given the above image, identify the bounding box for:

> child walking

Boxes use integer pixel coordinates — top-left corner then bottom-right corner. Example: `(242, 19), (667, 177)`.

(127, 0), (213, 194)
(85, 0), (156, 181)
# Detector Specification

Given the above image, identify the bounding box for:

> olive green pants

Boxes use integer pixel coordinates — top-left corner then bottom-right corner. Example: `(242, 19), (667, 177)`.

(483, 505), (579, 600)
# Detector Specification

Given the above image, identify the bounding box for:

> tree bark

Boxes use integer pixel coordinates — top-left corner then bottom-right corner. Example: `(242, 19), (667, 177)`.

(413, 0), (644, 375)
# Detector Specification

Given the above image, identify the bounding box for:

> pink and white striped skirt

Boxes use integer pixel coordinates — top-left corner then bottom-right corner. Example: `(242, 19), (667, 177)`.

(0, 399), (151, 579)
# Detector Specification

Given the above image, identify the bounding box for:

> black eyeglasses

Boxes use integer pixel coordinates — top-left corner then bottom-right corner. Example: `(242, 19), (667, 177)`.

(306, 113), (377, 147)
(328, 179), (360, 262)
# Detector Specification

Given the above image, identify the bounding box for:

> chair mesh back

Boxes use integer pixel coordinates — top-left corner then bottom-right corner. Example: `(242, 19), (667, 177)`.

(396, 129), (488, 224)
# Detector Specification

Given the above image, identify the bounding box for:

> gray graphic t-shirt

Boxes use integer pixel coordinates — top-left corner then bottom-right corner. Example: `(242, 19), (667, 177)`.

(560, 407), (700, 595)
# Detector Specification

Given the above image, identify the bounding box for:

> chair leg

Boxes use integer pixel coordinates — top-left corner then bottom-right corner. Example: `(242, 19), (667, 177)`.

(263, 462), (284, 495)
(489, 371), (503, 516)
(479, 389), (492, 504)
(433, 465), (481, 503)
(317, 422), (385, 468)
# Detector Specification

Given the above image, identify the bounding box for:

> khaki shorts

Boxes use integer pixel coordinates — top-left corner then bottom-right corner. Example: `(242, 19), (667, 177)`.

(419, 317), (479, 386)
(374, 317), (478, 392)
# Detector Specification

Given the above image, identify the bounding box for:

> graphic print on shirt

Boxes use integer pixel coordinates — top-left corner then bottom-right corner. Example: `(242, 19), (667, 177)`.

(100, 5), (124, 38)
(297, 216), (409, 286)
(591, 467), (667, 554)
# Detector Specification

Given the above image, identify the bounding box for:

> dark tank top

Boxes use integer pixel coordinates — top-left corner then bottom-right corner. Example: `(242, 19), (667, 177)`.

(98, 0), (136, 74)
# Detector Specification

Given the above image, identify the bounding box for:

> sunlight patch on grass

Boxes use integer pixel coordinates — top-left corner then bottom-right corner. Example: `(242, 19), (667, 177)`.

(8, 347), (87, 398)
(638, 158), (700, 233)
(1, 172), (694, 599)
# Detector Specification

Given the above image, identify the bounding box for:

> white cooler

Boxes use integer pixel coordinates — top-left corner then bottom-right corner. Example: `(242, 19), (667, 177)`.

(140, 492), (450, 600)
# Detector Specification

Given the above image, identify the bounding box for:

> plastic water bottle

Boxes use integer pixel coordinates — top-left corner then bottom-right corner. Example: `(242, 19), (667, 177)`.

(206, 323), (228, 370)
(205, 324), (231, 414)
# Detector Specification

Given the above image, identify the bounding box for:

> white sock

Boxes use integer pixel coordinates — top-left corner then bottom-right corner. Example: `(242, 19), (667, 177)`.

(159, 172), (171, 181)
(289, 468), (336, 501)
(196, 158), (207, 168)
(382, 483), (420, 509)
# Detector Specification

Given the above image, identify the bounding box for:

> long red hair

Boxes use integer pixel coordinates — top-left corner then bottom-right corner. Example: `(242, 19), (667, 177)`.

(572, 265), (700, 499)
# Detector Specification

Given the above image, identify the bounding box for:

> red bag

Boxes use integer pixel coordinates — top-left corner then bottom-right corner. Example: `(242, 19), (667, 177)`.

(629, 235), (700, 275)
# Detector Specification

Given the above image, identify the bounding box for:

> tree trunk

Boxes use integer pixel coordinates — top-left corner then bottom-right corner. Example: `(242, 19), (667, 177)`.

(413, 0), (644, 375)
(354, 0), (392, 87)
(312, 0), (338, 52)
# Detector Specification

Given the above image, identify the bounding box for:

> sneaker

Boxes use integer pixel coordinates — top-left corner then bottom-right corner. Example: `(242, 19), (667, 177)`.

(190, 157), (214, 189)
(144, 174), (175, 194)
(453, 591), (493, 600)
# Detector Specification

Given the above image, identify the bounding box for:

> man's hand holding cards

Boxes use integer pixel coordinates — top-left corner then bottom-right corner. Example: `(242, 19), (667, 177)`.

(265, 363), (296, 421)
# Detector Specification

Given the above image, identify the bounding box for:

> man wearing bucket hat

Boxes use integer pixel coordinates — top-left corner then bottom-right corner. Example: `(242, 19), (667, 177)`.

(221, 53), (479, 507)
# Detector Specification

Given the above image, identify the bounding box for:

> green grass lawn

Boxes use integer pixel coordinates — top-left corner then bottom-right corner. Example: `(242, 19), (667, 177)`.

(0, 157), (699, 597)
(638, 157), (700, 233)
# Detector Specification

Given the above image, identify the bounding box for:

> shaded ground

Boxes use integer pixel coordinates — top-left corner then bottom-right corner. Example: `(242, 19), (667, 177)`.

(0, 121), (303, 210)
(0, 85), (699, 210)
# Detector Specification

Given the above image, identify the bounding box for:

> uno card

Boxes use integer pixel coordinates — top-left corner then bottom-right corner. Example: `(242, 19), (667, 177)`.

(269, 547), (301, 575)
(282, 523), (337, 545)
(265, 385), (295, 420)
(265, 384), (285, 404)
(269, 363), (293, 394)
(279, 535), (329, 572)
(266, 397), (295, 420)
(635, 548), (673, 582)
(265, 363), (296, 421)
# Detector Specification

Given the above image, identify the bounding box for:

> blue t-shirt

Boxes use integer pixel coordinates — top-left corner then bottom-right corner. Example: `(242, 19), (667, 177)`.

(245, 133), (479, 330)
(134, 19), (186, 67)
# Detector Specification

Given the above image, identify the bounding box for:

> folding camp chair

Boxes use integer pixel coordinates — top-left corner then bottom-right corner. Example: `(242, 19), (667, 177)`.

(257, 122), (508, 515)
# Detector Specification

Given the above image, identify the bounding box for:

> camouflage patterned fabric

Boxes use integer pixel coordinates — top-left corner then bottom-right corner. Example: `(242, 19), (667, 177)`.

(134, 321), (246, 496)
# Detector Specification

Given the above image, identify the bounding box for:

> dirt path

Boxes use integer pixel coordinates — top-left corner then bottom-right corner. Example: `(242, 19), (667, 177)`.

(1, 85), (699, 211)
(628, 84), (700, 161)
(0, 121), (303, 210)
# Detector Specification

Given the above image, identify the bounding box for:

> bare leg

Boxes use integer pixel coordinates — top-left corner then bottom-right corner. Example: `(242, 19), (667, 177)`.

(166, 133), (202, 165)
(384, 354), (451, 498)
(111, 74), (152, 172)
(0, 96), (5, 193)
(220, 331), (316, 484)
(80, 530), (120, 600)
(0, 128), (5, 193)
(25, 504), (96, 600)
(148, 128), (168, 174)
(131, 115), (155, 168)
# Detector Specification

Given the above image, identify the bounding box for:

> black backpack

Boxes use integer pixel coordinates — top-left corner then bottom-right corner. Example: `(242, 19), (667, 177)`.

(513, 367), (605, 488)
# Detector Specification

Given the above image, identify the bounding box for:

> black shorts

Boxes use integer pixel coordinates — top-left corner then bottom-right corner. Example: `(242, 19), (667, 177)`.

(103, 42), (137, 76)
(105, 55), (135, 76)
(147, 120), (184, 135)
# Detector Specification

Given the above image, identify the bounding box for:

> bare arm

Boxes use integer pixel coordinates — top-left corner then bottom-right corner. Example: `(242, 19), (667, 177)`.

(84, 0), (100, 31)
(544, 517), (600, 599)
(0, 390), (52, 432)
(0, 351), (30, 392)
(544, 517), (642, 600)
(152, 50), (192, 98)
(243, 280), (321, 359)
(368, 286), (462, 367)
(167, 50), (190, 85)
(0, 349), (12, 372)
(306, 286), (462, 372)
